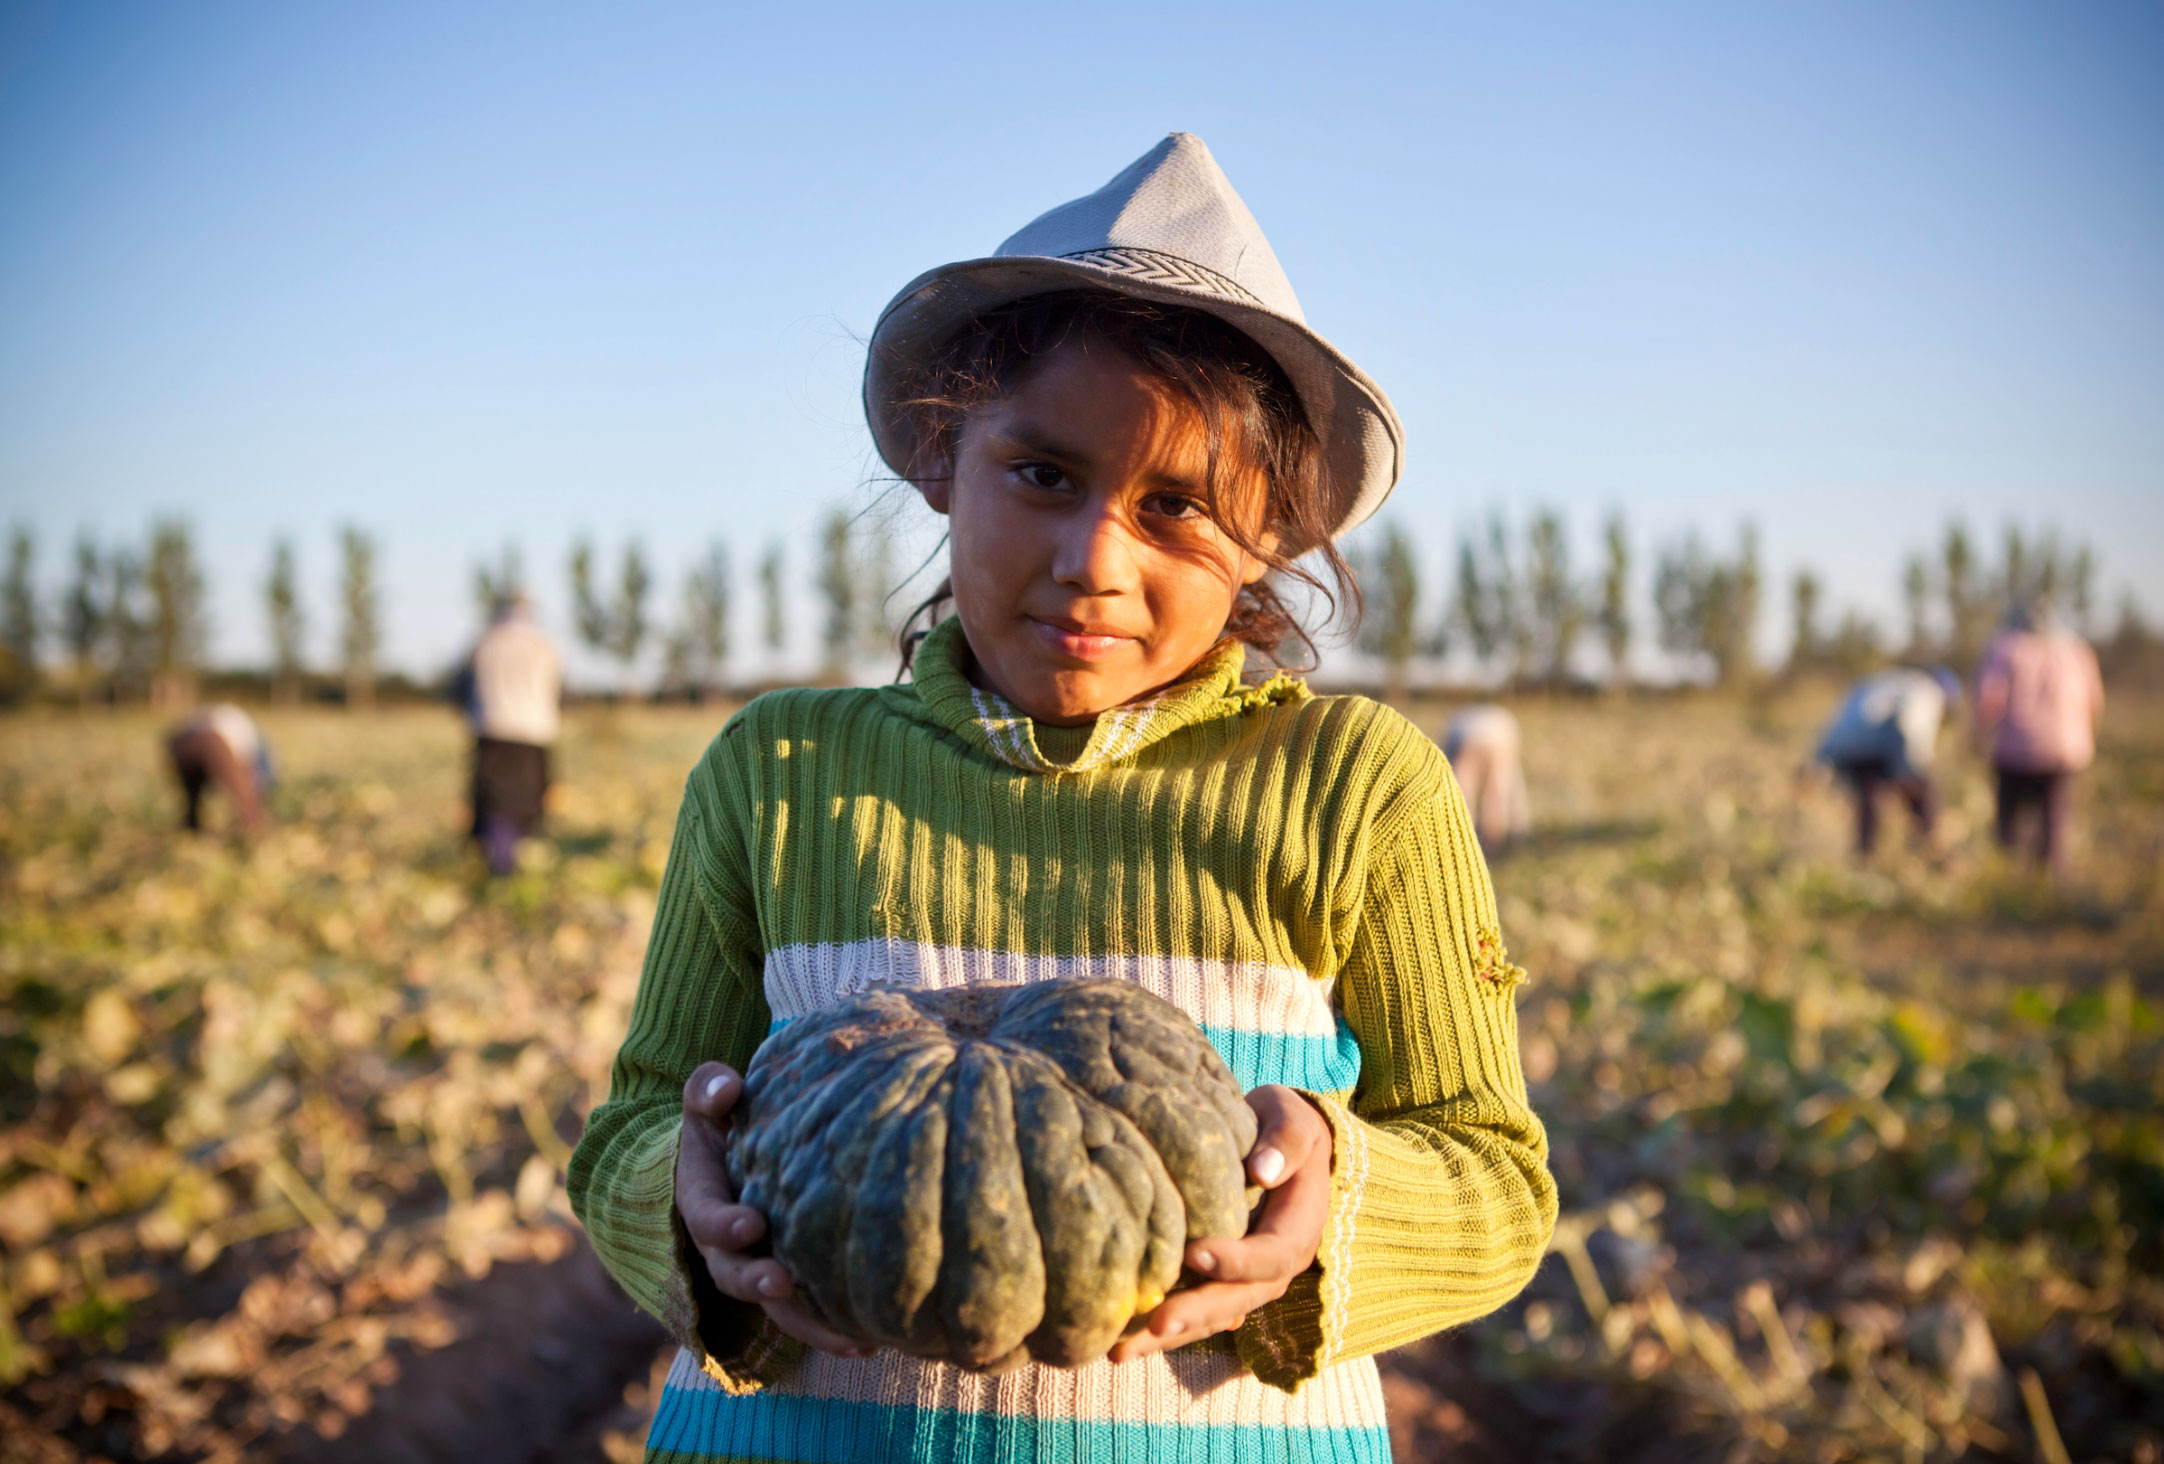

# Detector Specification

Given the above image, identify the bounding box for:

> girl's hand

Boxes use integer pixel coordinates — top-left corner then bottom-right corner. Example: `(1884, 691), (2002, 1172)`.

(1108, 1084), (1334, 1364)
(675, 1062), (874, 1358)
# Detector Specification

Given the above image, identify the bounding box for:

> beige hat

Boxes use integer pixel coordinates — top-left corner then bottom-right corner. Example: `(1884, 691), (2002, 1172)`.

(863, 132), (1404, 538)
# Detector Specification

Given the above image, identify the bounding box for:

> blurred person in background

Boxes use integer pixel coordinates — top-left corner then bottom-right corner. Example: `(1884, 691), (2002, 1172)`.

(1443, 704), (1531, 853)
(453, 593), (563, 876)
(166, 703), (273, 835)
(1975, 596), (2103, 880)
(1814, 666), (1961, 857)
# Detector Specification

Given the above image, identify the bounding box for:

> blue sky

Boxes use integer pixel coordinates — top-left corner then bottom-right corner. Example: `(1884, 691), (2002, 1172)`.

(2, 2), (2159, 681)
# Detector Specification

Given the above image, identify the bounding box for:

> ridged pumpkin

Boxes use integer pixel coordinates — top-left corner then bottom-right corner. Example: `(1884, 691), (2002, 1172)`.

(726, 978), (1259, 1372)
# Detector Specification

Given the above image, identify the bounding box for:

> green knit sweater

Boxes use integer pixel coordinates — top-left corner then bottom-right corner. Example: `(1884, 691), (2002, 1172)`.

(568, 618), (1556, 1462)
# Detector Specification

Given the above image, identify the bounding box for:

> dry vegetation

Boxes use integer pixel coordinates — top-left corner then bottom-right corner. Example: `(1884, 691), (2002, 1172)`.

(1, 687), (2159, 1462)
(1386, 686), (2164, 1463)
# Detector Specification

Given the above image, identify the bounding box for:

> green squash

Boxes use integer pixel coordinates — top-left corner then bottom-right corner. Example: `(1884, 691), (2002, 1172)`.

(726, 978), (1259, 1372)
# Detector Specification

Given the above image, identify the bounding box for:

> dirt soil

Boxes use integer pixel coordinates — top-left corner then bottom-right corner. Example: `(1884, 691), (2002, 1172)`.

(269, 1239), (667, 1464)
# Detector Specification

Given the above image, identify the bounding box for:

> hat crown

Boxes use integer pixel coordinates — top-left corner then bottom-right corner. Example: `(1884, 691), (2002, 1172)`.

(995, 133), (1306, 325)
(865, 131), (1402, 537)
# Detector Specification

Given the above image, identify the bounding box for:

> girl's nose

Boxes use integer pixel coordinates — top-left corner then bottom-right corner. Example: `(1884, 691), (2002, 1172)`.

(1050, 501), (1138, 594)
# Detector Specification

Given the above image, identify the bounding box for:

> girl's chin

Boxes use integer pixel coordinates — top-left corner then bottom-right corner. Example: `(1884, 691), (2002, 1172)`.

(1010, 669), (1152, 726)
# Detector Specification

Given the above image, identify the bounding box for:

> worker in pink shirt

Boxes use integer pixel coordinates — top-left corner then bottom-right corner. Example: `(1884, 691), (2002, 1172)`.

(1974, 597), (2104, 879)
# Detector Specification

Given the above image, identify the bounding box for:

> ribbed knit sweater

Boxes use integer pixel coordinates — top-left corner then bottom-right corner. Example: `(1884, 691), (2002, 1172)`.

(569, 618), (1557, 1464)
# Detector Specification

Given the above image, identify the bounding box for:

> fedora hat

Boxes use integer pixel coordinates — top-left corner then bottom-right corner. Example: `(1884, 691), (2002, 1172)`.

(864, 132), (1404, 539)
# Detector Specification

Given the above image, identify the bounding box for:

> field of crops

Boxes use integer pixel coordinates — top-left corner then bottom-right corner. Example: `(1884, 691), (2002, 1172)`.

(2, 686), (2159, 1463)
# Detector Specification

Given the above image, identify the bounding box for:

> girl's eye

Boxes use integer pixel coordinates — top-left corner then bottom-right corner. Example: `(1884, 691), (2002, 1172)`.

(1144, 493), (1208, 522)
(1019, 462), (1067, 491)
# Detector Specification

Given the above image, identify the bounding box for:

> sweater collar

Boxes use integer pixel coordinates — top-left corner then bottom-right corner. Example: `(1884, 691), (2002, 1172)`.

(908, 615), (1311, 774)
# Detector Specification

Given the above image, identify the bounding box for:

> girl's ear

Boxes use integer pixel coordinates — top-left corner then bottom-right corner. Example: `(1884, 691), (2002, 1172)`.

(915, 476), (953, 515)
(910, 447), (954, 515)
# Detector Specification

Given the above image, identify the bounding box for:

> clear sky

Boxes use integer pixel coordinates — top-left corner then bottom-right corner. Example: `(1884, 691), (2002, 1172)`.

(2, 1), (2159, 682)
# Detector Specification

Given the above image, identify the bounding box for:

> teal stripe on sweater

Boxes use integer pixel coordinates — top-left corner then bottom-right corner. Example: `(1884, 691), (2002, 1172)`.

(646, 1385), (1392, 1464)
(762, 1017), (1362, 1096)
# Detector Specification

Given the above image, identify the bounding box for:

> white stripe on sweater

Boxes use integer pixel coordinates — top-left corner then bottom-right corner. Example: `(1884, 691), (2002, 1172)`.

(762, 941), (1344, 1039)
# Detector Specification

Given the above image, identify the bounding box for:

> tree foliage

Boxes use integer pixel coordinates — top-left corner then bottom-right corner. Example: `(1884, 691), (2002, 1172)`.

(1525, 508), (1582, 685)
(1893, 521), (2108, 671)
(609, 544), (651, 668)
(2068, 545), (2096, 633)
(569, 538), (653, 685)
(1788, 568), (1822, 674)
(859, 526), (897, 661)
(665, 542), (731, 701)
(1901, 555), (1930, 655)
(107, 550), (153, 696)
(146, 520), (208, 704)
(1493, 515), (1532, 682)
(1941, 522), (1992, 668)
(568, 541), (609, 654)
(62, 537), (105, 703)
(2, 526), (37, 698)
(1598, 513), (1631, 685)
(817, 511), (857, 679)
(1355, 522), (1421, 700)
(339, 526), (379, 709)
(472, 543), (524, 625)
(759, 542), (785, 657)
(265, 538), (305, 700)
(1452, 525), (1504, 674)
(1654, 524), (1760, 687)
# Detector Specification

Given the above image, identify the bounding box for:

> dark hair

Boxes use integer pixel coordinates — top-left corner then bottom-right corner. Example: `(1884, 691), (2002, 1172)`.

(880, 290), (1362, 675)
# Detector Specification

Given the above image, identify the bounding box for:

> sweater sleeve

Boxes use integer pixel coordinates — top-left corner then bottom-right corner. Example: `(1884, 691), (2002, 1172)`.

(1235, 756), (1558, 1391)
(567, 743), (800, 1393)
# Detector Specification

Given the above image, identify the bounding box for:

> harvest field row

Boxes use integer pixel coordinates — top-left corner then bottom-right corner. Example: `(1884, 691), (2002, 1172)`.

(1, 687), (2159, 1461)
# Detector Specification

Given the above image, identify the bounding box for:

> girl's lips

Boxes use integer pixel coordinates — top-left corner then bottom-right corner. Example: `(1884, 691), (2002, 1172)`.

(1030, 618), (1134, 661)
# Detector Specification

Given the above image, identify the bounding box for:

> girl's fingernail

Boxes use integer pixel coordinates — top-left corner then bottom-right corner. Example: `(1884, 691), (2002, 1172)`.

(730, 1217), (754, 1245)
(704, 1074), (731, 1103)
(757, 1274), (783, 1297)
(1191, 1250), (1216, 1274)
(1161, 1320), (1187, 1337)
(1250, 1147), (1286, 1185)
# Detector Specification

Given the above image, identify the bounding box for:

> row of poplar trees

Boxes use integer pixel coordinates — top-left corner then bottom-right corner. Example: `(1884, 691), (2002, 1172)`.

(1353, 511), (2103, 696)
(0, 509), (2107, 706)
(0, 507), (906, 706)
(0, 523), (383, 708)
(519, 507), (904, 698)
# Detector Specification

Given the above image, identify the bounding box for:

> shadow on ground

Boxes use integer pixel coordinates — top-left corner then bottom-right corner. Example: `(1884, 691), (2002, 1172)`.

(273, 1240), (666, 1464)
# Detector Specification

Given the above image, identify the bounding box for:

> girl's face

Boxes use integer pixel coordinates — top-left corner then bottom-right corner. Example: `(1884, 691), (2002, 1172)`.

(919, 339), (1275, 726)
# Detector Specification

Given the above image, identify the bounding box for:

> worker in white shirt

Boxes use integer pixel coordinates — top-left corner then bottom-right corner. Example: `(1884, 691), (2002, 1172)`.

(1442, 704), (1531, 854)
(167, 704), (274, 835)
(453, 595), (563, 875)
(1815, 666), (1961, 856)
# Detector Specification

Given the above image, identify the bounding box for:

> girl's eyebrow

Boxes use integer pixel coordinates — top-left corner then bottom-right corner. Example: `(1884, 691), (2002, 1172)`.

(987, 420), (1086, 463)
(990, 418), (1208, 495)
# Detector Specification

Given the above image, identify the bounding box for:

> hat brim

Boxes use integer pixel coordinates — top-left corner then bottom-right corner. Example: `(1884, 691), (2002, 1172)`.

(863, 256), (1403, 539)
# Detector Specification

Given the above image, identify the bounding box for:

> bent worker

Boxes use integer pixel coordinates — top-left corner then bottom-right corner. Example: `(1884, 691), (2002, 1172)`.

(1975, 597), (2103, 880)
(166, 703), (273, 835)
(454, 593), (563, 876)
(1443, 704), (1531, 853)
(1815, 666), (1961, 857)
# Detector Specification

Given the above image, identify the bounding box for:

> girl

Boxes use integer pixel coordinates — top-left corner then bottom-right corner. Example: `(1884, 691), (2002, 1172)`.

(570, 132), (1557, 1464)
